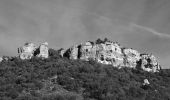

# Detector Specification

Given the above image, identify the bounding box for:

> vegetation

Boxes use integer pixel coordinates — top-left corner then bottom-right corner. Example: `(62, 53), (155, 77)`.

(0, 48), (170, 100)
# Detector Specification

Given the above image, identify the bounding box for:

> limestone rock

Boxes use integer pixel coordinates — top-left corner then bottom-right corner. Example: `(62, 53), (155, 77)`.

(37, 42), (49, 58)
(95, 41), (124, 67)
(59, 48), (65, 57)
(0, 57), (3, 62)
(79, 41), (96, 61)
(18, 43), (37, 60)
(140, 54), (160, 72)
(123, 48), (141, 68)
(18, 42), (49, 59)
(143, 79), (150, 85)
(65, 41), (124, 67)
(63, 39), (161, 73)
(69, 45), (79, 60)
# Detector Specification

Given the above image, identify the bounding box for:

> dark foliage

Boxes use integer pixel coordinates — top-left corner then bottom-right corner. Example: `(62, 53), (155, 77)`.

(0, 48), (170, 100)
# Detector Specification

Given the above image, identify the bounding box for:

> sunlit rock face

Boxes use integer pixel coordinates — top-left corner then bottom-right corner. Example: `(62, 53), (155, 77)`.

(18, 42), (49, 59)
(64, 39), (161, 73)
(140, 54), (161, 72)
(143, 79), (150, 85)
(0, 57), (3, 62)
(59, 48), (65, 57)
(37, 42), (49, 58)
(65, 41), (125, 67)
(69, 45), (79, 60)
(18, 43), (37, 60)
(79, 41), (96, 61)
(123, 48), (141, 68)
(95, 41), (124, 67)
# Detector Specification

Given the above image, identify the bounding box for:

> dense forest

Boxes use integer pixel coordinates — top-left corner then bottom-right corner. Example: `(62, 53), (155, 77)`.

(0, 48), (170, 100)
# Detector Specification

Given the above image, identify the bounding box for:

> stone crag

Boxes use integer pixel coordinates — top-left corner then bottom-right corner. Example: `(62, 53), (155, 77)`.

(16, 39), (161, 73)
(0, 57), (3, 62)
(18, 42), (49, 60)
(62, 39), (161, 72)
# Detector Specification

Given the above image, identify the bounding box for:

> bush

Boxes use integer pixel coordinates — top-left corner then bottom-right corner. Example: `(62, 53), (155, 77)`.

(0, 53), (170, 100)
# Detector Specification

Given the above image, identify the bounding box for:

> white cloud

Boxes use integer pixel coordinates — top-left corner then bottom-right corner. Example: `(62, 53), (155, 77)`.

(130, 23), (170, 38)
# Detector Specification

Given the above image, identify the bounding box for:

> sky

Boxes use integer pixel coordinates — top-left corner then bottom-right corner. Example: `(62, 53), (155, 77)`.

(0, 0), (170, 68)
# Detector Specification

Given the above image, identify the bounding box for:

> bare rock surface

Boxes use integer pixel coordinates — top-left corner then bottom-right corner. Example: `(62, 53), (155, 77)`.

(140, 54), (161, 72)
(18, 43), (37, 60)
(17, 39), (160, 72)
(37, 42), (49, 58)
(63, 39), (161, 72)
(123, 48), (141, 68)
(0, 57), (3, 62)
(18, 42), (49, 59)
(143, 79), (150, 85)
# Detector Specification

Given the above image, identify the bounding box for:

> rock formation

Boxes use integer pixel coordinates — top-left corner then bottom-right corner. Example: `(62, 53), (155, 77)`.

(37, 42), (49, 58)
(123, 48), (141, 68)
(18, 42), (49, 59)
(0, 57), (3, 62)
(143, 79), (150, 85)
(16, 39), (161, 72)
(63, 39), (161, 72)
(140, 54), (161, 72)
(18, 43), (37, 60)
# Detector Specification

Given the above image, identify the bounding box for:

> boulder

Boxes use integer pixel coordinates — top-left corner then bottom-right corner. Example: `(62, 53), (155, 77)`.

(37, 42), (49, 58)
(140, 54), (160, 72)
(143, 79), (150, 85)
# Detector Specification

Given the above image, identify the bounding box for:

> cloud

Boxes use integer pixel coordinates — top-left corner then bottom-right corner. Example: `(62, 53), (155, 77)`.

(130, 23), (170, 38)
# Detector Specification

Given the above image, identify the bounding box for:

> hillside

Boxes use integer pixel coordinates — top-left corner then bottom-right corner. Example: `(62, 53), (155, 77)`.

(0, 38), (170, 100)
(0, 48), (170, 100)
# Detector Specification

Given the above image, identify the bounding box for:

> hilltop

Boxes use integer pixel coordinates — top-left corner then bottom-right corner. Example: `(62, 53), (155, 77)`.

(0, 38), (170, 100)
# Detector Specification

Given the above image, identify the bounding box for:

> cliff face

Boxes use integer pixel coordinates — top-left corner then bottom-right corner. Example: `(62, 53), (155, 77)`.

(0, 57), (2, 62)
(18, 42), (49, 60)
(16, 39), (161, 72)
(63, 40), (161, 72)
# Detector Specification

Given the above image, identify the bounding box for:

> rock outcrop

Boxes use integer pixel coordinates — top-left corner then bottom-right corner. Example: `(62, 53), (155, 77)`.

(140, 54), (161, 72)
(18, 43), (37, 60)
(18, 42), (49, 59)
(37, 42), (49, 58)
(123, 48), (141, 68)
(17, 39), (161, 72)
(63, 39), (161, 72)
(0, 57), (3, 62)
(143, 79), (150, 85)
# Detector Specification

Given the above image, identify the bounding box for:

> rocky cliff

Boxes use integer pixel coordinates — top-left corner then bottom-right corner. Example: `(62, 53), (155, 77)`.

(18, 42), (49, 59)
(62, 39), (161, 72)
(16, 39), (161, 73)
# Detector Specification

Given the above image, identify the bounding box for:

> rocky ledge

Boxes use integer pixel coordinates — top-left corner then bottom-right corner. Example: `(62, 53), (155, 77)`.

(62, 39), (161, 72)
(16, 38), (161, 73)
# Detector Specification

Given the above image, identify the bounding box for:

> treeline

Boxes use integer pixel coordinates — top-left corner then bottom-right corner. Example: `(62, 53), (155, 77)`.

(0, 48), (170, 100)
